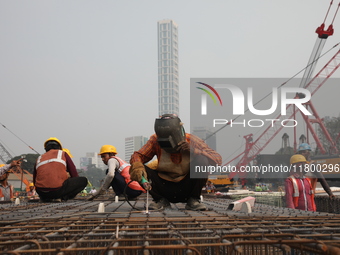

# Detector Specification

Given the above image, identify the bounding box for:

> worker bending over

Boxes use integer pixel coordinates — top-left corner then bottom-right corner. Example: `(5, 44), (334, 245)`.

(89, 145), (144, 201)
(129, 114), (222, 211)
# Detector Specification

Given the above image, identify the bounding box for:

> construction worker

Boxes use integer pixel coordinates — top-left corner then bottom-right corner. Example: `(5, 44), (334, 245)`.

(0, 167), (14, 201)
(129, 114), (222, 211)
(0, 159), (23, 176)
(205, 181), (216, 194)
(88, 145), (144, 201)
(81, 188), (88, 197)
(89, 187), (97, 195)
(255, 184), (262, 192)
(33, 137), (88, 202)
(285, 154), (316, 211)
(26, 183), (38, 197)
(62, 148), (73, 158)
(297, 143), (335, 199)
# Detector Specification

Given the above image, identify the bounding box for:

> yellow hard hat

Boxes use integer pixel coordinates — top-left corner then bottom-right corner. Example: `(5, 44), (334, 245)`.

(0, 164), (5, 168)
(290, 154), (307, 164)
(44, 137), (62, 149)
(98, 145), (117, 155)
(62, 148), (73, 158)
(29, 183), (34, 187)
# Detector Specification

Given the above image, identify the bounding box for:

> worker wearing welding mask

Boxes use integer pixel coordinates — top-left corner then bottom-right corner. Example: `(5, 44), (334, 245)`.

(129, 114), (222, 211)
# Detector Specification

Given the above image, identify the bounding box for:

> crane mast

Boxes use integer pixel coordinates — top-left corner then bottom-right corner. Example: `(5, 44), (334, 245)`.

(0, 142), (13, 164)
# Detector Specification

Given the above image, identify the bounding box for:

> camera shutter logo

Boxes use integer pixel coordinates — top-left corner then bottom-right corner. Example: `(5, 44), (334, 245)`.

(196, 82), (223, 115)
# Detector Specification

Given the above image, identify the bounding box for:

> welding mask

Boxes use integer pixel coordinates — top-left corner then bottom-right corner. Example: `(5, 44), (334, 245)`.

(154, 114), (186, 153)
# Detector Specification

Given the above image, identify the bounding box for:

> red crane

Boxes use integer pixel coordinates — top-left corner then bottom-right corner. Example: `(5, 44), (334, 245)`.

(227, 47), (340, 183)
(300, 1), (339, 88)
(226, 2), (340, 185)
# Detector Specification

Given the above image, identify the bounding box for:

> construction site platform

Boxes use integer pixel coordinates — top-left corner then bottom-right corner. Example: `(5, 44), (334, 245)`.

(1, 194), (340, 254)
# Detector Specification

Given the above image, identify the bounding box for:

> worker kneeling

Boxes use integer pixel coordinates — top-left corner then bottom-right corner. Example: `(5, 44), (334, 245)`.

(88, 145), (144, 201)
(129, 114), (222, 211)
(34, 137), (88, 202)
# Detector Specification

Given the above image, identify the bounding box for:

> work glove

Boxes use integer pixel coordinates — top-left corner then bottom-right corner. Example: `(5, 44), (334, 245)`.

(129, 162), (147, 183)
(87, 190), (100, 201)
(177, 141), (190, 153)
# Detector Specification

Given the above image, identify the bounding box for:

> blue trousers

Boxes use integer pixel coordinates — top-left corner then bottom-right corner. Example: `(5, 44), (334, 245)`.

(109, 171), (143, 198)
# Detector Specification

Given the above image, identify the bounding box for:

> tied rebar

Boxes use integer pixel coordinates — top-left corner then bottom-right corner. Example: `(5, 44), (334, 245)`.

(0, 195), (340, 254)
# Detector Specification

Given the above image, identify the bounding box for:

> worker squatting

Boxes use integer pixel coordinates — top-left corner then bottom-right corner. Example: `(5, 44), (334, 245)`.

(213, 119), (297, 127)
(195, 164), (292, 175)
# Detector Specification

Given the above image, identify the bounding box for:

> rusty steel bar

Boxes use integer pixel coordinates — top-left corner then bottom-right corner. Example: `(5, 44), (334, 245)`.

(1, 197), (340, 254)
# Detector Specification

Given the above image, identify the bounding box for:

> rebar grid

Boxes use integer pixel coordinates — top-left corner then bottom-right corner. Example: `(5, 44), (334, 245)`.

(1, 197), (340, 254)
(1, 215), (340, 254)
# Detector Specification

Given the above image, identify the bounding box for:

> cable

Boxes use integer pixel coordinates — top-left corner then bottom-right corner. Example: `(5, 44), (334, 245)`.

(323, 0), (333, 24)
(203, 42), (340, 143)
(123, 181), (143, 210)
(123, 180), (163, 212)
(0, 122), (40, 154)
(331, 2), (340, 25)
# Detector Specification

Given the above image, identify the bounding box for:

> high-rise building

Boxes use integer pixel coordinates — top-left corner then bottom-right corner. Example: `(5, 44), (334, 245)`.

(157, 19), (179, 116)
(125, 136), (149, 162)
(80, 152), (106, 171)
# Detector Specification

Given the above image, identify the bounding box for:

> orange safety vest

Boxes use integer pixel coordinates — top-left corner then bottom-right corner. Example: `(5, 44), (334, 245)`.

(111, 156), (145, 192)
(0, 185), (14, 200)
(35, 150), (69, 189)
(289, 175), (316, 211)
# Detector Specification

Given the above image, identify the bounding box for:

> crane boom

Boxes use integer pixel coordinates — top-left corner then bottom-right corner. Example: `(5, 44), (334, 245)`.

(300, 1), (339, 88)
(0, 141), (33, 191)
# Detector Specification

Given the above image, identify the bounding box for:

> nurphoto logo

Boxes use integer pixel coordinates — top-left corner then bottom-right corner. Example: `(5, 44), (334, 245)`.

(196, 82), (311, 116)
(194, 79), (312, 129)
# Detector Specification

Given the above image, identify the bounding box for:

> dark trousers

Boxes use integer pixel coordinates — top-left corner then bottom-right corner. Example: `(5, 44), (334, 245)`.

(37, 177), (88, 201)
(145, 155), (209, 203)
(110, 171), (143, 198)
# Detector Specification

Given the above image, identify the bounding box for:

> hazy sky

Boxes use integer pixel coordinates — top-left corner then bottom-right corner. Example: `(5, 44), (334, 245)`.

(1, 0), (340, 167)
